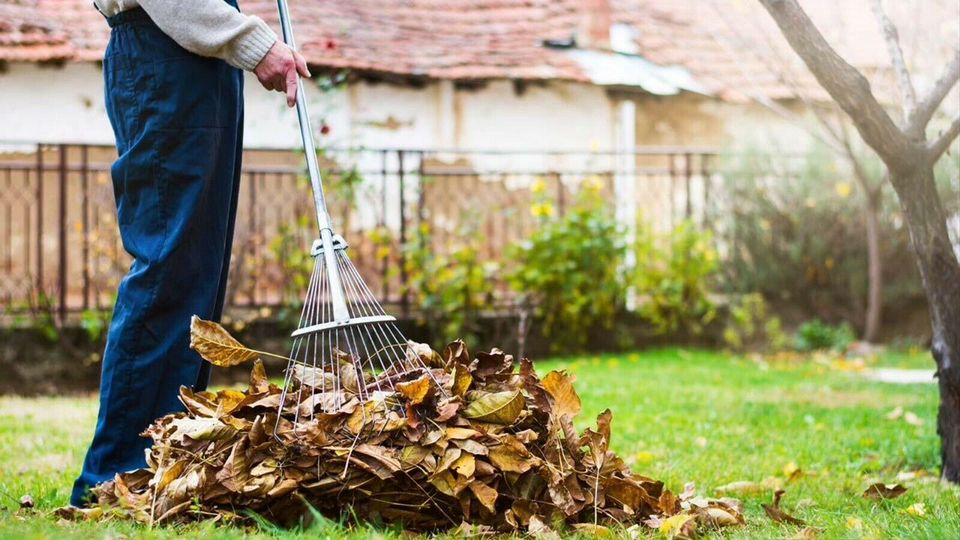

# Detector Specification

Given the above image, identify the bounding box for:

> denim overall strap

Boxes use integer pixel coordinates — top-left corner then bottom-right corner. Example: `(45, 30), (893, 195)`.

(71, 1), (244, 506)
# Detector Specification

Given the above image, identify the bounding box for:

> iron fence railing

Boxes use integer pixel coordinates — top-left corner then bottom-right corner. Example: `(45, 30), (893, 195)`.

(0, 143), (718, 322)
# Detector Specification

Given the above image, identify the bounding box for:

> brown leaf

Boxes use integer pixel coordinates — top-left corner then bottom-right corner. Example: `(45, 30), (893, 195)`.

(762, 490), (806, 526)
(462, 390), (524, 424)
(489, 435), (539, 473)
(468, 480), (498, 513)
(188, 315), (277, 367)
(862, 483), (907, 500)
(542, 370), (582, 419)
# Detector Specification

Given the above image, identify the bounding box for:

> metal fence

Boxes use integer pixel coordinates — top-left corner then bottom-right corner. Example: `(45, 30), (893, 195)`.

(0, 143), (718, 322)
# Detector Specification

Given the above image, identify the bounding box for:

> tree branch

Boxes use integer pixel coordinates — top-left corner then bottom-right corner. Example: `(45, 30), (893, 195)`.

(909, 49), (960, 136)
(869, 0), (916, 125)
(758, 0), (918, 173)
(928, 115), (960, 163)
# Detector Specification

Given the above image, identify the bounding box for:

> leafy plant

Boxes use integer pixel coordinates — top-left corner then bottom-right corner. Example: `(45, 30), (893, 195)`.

(405, 219), (498, 345)
(723, 293), (787, 352)
(507, 186), (625, 351)
(793, 318), (855, 352)
(632, 220), (718, 335)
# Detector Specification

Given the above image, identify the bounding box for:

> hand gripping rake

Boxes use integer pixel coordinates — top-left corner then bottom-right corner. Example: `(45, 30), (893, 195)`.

(273, 0), (442, 437)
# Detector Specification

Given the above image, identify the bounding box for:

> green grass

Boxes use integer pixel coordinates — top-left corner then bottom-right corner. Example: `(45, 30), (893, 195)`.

(1, 348), (957, 539)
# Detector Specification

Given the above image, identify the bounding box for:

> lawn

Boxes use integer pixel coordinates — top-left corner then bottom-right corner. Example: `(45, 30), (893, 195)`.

(1, 348), (957, 539)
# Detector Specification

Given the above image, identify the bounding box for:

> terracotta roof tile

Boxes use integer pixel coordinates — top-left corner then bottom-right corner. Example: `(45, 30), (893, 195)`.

(1, 0), (949, 103)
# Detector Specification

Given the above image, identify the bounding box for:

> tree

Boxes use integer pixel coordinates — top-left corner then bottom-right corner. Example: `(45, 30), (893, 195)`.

(758, 0), (960, 481)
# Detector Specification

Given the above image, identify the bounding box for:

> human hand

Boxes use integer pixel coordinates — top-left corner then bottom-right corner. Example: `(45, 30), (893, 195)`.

(254, 41), (310, 107)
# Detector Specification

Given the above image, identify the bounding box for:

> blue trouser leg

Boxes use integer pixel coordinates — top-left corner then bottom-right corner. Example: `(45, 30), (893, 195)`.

(71, 4), (244, 507)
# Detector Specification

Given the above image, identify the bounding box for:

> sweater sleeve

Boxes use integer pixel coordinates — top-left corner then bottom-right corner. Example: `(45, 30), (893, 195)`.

(137, 0), (277, 71)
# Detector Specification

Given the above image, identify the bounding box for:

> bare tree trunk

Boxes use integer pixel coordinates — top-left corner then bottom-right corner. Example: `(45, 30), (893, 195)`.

(888, 167), (960, 481)
(862, 190), (883, 342)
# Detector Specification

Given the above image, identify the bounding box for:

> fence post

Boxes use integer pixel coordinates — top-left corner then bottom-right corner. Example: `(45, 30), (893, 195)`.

(684, 152), (693, 220)
(58, 144), (68, 323)
(81, 145), (90, 310)
(397, 150), (408, 318)
(35, 145), (44, 300)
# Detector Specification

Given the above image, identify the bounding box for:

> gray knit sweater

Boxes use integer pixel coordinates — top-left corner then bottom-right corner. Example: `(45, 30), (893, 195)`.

(95, 0), (277, 71)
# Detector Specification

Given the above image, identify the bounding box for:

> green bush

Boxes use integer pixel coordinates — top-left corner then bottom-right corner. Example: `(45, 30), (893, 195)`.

(507, 186), (625, 351)
(405, 220), (498, 345)
(632, 220), (718, 335)
(715, 145), (922, 327)
(793, 318), (856, 352)
(722, 293), (787, 352)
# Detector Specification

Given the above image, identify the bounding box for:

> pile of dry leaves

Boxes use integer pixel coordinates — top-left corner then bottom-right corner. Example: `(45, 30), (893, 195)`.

(81, 317), (745, 536)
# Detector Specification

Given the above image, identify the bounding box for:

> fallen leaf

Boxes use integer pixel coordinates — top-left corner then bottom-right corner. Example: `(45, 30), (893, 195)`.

(659, 513), (696, 538)
(19, 495), (34, 509)
(189, 315), (278, 367)
(845, 516), (863, 530)
(903, 411), (923, 426)
(885, 406), (904, 420)
(862, 483), (907, 500)
(541, 370), (582, 418)
(906, 502), (926, 517)
(762, 490), (806, 526)
(462, 390), (524, 425)
(396, 375), (434, 405)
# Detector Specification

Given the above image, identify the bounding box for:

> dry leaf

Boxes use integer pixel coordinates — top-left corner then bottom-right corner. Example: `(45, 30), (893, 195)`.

(396, 375), (434, 405)
(862, 483), (907, 500)
(189, 315), (277, 367)
(462, 390), (524, 424)
(542, 370), (582, 418)
(762, 490), (806, 526)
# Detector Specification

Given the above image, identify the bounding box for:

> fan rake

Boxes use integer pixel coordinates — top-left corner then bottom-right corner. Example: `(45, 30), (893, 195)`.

(272, 0), (443, 438)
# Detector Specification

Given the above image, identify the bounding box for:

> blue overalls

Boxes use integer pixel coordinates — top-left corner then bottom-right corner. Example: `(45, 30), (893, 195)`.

(71, 2), (244, 506)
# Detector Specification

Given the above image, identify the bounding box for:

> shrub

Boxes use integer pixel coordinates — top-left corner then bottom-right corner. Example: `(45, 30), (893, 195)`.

(405, 219), (498, 345)
(722, 293), (788, 352)
(715, 145), (922, 328)
(507, 185), (626, 351)
(793, 318), (856, 352)
(632, 220), (718, 335)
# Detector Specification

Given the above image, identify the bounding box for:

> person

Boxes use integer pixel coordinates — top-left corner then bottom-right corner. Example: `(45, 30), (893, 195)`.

(70, 0), (310, 507)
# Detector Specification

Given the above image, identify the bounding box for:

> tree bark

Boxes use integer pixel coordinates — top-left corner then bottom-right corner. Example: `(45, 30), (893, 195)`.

(862, 189), (883, 343)
(887, 166), (960, 481)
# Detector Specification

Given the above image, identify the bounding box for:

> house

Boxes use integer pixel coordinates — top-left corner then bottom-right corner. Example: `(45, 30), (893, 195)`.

(0, 0), (954, 314)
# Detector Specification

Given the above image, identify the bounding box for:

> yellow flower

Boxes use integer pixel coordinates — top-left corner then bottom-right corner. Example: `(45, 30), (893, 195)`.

(583, 175), (604, 192)
(531, 176), (547, 195)
(530, 202), (555, 218)
(835, 181), (853, 198)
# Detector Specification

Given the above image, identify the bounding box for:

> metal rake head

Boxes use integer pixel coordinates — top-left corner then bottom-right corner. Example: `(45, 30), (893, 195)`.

(275, 233), (443, 437)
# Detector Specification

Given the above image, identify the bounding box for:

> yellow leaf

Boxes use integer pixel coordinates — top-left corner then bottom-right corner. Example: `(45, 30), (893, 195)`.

(846, 516), (863, 530)
(462, 390), (524, 425)
(906, 503), (926, 517)
(541, 370), (582, 419)
(783, 461), (801, 480)
(395, 375), (434, 405)
(451, 363), (473, 397)
(451, 453), (476, 477)
(659, 513), (695, 538)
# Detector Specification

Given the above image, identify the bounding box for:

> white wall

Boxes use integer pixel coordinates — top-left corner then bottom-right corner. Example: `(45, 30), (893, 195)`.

(0, 63), (115, 145)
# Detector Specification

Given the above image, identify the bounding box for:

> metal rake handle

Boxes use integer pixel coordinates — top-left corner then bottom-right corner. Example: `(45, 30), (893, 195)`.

(276, 0), (350, 322)
(276, 0), (332, 233)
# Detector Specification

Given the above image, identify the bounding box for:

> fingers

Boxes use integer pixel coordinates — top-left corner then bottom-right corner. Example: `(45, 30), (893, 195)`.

(294, 51), (311, 78)
(285, 68), (298, 107)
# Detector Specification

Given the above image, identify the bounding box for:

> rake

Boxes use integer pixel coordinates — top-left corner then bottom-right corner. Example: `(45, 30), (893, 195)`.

(272, 0), (442, 435)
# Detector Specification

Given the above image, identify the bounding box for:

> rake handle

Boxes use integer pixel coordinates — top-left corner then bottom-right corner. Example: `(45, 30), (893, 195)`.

(276, 0), (350, 322)
(276, 0), (332, 233)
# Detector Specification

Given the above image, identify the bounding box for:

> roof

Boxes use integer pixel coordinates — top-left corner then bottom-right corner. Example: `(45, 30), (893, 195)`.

(0, 0), (953, 102)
